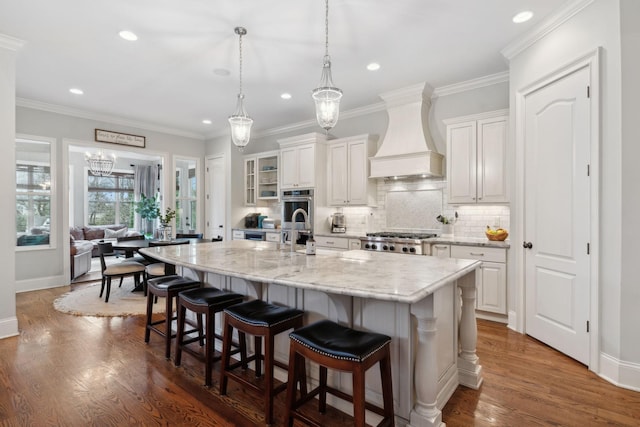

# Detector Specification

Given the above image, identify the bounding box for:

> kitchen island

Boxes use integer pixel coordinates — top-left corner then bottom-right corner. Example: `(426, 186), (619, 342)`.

(140, 240), (482, 427)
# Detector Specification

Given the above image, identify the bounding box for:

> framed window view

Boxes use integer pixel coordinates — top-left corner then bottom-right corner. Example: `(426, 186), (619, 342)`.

(16, 136), (56, 249)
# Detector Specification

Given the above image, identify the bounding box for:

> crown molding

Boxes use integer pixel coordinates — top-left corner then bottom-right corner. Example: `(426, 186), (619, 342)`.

(0, 34), (26, 51)
(501, 0), (596, 60)
(433, 71), (509, 98)
(16, 97), (206, 140)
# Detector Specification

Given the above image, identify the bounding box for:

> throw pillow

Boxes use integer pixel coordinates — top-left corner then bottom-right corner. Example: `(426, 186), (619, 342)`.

(104, 228), (127, 238)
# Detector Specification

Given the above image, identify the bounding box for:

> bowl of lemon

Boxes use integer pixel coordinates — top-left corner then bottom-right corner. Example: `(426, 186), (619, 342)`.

(485, 226), (508, 241)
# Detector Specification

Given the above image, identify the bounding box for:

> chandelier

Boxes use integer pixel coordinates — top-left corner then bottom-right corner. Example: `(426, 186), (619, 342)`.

(228, 27), (253, 150)
(312, 0), (342, 132)
(86, 150), (115, 177)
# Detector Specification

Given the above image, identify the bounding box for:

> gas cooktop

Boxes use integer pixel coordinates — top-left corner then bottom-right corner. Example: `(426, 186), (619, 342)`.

(360, 231), (438, 255)
(365, 231), (438, 240)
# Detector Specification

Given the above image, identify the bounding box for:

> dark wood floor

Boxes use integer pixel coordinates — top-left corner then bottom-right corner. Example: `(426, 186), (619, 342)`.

(1, 285), (639, 426)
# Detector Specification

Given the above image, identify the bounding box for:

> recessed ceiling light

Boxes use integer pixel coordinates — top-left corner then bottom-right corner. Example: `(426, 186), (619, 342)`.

(512, 11), (533, 23)
(213, 68), (230, 76)
(367, 62), (381, 71)
(280, 93), (292, 100)
(69, 88), (84, 95)
(202, 119), (212, 125)
(119, 30), (138, 41)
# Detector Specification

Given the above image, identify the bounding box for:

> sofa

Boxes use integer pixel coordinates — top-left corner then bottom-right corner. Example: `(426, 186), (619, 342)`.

(69, 224), (143, 279)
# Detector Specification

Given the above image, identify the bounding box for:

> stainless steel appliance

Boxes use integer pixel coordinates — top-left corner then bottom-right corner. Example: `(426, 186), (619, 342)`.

(282, 189), (313, 231)
(359, 231), (437, 255)
(330, 212), (346, 233)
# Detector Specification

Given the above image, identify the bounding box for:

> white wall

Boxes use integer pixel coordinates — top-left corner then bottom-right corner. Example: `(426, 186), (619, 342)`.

(509, 0), (640, 380)
(14, 106), (205, 290)
(0, 36), (21, 339)
(619, 0), (640, 364)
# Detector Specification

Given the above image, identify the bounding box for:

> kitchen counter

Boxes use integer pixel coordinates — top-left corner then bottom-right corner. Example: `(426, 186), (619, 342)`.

(231, 227), (281, 233)
(141, 240), (483, 426)
(314, 232), (364, 240)
(425, 235), (511, 249)
(141, 240), (479, 304)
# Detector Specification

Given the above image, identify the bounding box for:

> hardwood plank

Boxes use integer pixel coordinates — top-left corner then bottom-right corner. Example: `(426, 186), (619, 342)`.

(0, 286), (638, 426)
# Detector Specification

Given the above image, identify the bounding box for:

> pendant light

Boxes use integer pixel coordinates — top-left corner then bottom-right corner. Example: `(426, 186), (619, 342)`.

(86, 150), (115, 177)
(312, 0), (342, 132)
(228, 27), (253, 150)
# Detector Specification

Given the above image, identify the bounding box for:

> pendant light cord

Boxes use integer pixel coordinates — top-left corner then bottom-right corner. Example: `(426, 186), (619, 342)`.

(238, 31), (244, 95)
(324, 0), (330, 58)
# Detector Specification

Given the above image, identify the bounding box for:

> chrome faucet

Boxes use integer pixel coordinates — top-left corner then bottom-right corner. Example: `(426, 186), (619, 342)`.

(290, 208), (309, 254)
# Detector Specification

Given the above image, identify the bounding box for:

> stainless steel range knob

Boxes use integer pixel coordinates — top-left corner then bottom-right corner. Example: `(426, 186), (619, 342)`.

(389, 245), (395, 251)
(383, 245), (389, 251)
(409, 247), (416, 253)
(402, 247), (408, 252)
(371, 244), (377, 250)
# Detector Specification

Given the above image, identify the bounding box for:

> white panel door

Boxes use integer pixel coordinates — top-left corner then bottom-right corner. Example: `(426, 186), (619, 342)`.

(524, 65), (591, 365)
(205, 156), (226, 241)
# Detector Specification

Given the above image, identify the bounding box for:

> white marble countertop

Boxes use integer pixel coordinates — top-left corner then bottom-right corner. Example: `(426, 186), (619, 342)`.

(140, 240), (480, 304)
(424, 236), (511, 248)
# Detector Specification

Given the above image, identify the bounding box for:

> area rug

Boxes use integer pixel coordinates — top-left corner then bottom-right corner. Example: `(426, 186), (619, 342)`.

(54, 281), (165, 317)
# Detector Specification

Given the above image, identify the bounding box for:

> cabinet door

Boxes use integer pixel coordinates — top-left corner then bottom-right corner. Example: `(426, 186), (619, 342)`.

(280, 147), (298, 188)
(447, 121), (477, 204)
(244, 158), (256, 205)
(431, 244), (450, 257)
(477, 117), (508, 203)
(347, 140), (368, 205)
(328, 142), (348, 205)
(297, 144), (316, 188)
(477, 261), (507, 314)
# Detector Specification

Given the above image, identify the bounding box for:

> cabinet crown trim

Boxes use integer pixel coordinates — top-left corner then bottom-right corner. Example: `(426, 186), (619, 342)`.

(277, 132), (330, 147)
(443, 109), (509, 126)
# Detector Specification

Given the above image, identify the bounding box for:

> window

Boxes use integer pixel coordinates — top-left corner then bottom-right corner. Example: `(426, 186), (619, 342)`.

(16, 137), (55, 248)
(175, 158), (198, 233)
(87, 171), (135, 227)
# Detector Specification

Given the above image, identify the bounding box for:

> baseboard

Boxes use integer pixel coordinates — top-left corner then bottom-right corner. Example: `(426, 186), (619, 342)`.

(0, 316), (19, 339)
(16, 274), (67, 293)
(598, 352), (640, 392)
(507, 310), (518, 332)
(476, 311), (508, 324)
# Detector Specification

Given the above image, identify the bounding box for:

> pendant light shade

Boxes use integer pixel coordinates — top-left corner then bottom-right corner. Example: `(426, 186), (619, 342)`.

(312, 0), (342, 132)
(86, 150), (115, 177)
(228, 27), (253, 150)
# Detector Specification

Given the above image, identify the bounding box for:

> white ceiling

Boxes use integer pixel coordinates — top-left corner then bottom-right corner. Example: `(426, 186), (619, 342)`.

(1, 0), (566, 139)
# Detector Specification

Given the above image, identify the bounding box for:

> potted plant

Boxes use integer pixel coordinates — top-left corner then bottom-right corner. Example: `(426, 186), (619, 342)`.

(135, 194), (159, 238)
(157, 207), (176, 240)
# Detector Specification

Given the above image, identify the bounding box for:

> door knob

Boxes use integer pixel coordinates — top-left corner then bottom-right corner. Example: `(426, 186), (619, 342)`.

(523, 241), (533, 249)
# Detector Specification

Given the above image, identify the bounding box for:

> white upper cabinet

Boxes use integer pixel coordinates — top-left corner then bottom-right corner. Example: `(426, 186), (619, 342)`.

(278, 133), (327, 189)
(327, 134), (377, 206)
(243, 156), (256, 206)
(445, 110), (508, 204)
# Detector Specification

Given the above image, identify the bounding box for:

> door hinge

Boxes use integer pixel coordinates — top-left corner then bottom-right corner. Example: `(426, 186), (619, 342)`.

(587, 320), (590, 333)
(587, 243), (590, 254)
(587, 164), (590, 176)
(587, 85), (590, 98)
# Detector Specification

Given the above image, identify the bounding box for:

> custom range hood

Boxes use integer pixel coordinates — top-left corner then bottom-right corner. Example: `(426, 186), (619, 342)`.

(369, 82), (444, 179)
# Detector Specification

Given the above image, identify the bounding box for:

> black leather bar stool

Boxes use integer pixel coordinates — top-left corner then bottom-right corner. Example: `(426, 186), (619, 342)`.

(144, 275), (201, 359)
(219, 299), (305, 425)
(285, 319), (394, 427)
(174, 287), (245, 387)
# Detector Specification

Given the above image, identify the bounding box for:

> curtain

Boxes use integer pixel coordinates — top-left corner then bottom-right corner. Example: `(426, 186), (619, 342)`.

(134, 164), (161, 233)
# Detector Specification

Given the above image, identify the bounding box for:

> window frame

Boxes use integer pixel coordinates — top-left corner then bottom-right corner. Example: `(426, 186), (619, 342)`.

(16, 135), (57, 251)
(83, 167), (135, 227)
(174, 156), (200, 234)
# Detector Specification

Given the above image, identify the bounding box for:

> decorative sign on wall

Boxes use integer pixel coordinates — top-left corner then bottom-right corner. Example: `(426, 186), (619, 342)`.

(95, 129), (146, 148)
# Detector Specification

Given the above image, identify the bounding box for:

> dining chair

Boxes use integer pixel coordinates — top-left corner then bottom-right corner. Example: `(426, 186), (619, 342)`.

(97, 242), (147, 302)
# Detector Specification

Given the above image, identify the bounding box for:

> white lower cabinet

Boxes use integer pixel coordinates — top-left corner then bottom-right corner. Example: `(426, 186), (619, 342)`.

(232, 230), (245, 240)
(449, 245), (507, 317)
(315, 235), (349, 250)
(265, 232), (281, 243)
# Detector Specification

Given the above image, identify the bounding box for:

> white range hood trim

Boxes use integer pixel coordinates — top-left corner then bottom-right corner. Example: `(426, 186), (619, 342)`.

(369, 151), (443, 178)
(369, 82), (444, 179)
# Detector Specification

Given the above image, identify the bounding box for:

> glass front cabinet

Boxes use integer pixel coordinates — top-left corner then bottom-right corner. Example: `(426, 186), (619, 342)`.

(244, 151), (279, 206)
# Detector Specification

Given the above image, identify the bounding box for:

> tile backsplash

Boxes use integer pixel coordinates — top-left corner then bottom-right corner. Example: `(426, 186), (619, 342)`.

(336, 177), (510, 238)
